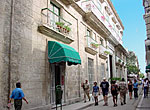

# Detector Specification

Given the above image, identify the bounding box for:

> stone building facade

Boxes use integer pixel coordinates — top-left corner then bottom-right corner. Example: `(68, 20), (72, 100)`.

(0, 0), (127, 110)
(143, 0), (150, 74)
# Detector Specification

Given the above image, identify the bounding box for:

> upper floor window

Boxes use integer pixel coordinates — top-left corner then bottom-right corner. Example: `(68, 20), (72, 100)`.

(87, 29), (91, 37)
(96, 0), (102, 11)
(50, 2), (60, 26)
(116, 24), (121, 30)
(112, 17), (117, 24)
(105, 6), (112, 16)
(100, 38), (104, 46)
(120, 31), (123, 36)
(93, 33), (97, 41)
(100, 0), (104, 3)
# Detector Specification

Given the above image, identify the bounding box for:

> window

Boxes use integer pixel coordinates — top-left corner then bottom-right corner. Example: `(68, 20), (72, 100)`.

(87, 29), (91, 36)
(100, 0), (104, 3)
(96, 0), (102, 11)
(94, 33), (96, 41)
(50, 2), (60, 28)
(100, 38), (104, 46)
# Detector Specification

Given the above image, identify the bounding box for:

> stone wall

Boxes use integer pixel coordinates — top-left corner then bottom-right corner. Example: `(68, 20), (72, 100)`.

(0, 0), (126, 109)
(0, 0), (11, 109)
(8, 0), (51, 109)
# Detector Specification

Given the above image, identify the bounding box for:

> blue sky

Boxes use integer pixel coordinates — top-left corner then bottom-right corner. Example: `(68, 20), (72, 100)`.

(111, 0), (147, 73)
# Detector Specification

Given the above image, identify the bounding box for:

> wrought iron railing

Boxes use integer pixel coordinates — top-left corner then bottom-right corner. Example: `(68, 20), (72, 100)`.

(81, 0), (122, 44)
(85, 35), (99, 50)
(41, 8), (72, 37)
(99, 45), (109, 56)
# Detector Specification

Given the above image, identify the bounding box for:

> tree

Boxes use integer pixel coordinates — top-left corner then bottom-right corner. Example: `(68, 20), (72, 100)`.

(126, 51), (140, 75)
(127, 64), (140, 75)
(139, 73), (145, 79)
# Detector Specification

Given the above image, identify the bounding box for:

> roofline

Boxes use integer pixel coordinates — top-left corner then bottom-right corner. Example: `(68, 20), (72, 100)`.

(106, 0), (124, 30)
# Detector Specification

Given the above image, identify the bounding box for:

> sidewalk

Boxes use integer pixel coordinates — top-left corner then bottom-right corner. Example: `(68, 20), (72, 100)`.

(136, 87), (150, 110)
(62, 94), (111, 110)
(58, 86), (143, 110)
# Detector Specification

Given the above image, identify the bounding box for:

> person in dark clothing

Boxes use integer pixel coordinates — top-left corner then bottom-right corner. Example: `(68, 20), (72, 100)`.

(9, 82), (28, 110)
(128, 80), (133, 99)
(133, 79), (138, 99)
(100, 77), (109, 106)
(111, 80), (118, 107)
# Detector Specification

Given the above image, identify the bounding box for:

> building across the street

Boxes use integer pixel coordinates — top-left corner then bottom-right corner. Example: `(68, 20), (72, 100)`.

(143, 0), (150, 77)
(0, 0), (127, 109)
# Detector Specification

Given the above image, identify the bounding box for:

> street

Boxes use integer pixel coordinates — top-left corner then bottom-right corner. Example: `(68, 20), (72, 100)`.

(84, 87), (146, 110)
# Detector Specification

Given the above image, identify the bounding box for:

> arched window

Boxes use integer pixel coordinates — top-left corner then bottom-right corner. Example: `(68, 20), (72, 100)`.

(112, 17), (117, 24)
(116, 24), (121, 30)
(120, 31), (123, 36)
(100, 0), (104, 3)
(105, 6), (112, 16)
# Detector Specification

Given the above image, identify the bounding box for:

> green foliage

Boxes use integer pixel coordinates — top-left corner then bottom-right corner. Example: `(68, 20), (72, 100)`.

(118, 59), (121, 62)
(109, 77), (121, 81)
(104, 51), (110, 55)
(127, 64), (140, 75)
(91, 42), (100, 48)
(64, 26), (71, 32)
(56, 22), (65, 27)
(139, 73), (144, 79)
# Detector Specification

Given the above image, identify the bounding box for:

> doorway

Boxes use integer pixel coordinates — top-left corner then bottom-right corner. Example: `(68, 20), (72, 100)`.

(50, 63), (65, 105)
(109, 55), (113, 79)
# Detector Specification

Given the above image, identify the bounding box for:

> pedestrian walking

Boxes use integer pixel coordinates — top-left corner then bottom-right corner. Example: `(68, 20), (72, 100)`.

(8, 82), (28, 110)
(111, 80), (119, 107)
(143, 78), (149, 98)
(146, 78), (149, 97)
(128, 79), (133, 99)
(100, 77), (109, 106)
(133, 79), (138, 99)
(92, 82), (100, 106)
(119, 78), (127, 105)
(81, 80), (90, 103)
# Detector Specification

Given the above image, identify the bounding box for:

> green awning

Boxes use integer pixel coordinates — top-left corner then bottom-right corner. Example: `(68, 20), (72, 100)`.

(48, 41), (81, 65)
(146, 69), (150, 73)
(146, 64), (150, 69)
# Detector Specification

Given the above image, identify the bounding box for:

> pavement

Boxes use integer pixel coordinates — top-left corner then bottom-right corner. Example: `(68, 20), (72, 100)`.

(58, 86), (143, 110)
(136, 88), (150, 110)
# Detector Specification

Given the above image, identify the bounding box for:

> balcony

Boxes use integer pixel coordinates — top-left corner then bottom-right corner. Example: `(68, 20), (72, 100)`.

(81, 0), (123, 44)
(99, 45), (109, 59)
(38, 8), (74, 44)
(60, 0), (80, 5)
(116, 56), (123, 66)
(81, 0), (110, 37)
(85, 36), (98, 55)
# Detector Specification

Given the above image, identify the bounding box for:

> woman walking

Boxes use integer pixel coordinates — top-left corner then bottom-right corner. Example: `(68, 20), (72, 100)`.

(92, 82), (100, 106)
(143, 78), (149, 98)
(128, 80), (133, 99)
(111, 80), (119, 107)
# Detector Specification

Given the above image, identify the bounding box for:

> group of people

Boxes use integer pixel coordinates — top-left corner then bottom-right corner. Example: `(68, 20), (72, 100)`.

(81, 77), (144, 107)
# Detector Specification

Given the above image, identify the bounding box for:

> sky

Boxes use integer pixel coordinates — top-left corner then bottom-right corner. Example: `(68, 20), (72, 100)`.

(111, 0), (147, 73)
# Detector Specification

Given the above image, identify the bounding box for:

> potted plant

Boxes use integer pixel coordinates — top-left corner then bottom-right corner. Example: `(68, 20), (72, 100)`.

(118, 59), (121, 63)
(104, 51), (110, 55)
(64, 25), (68, 33)
(55, 22), (65, 32)
(66, 26), (71, 33)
